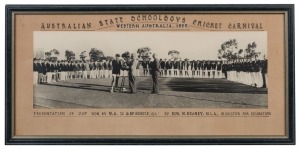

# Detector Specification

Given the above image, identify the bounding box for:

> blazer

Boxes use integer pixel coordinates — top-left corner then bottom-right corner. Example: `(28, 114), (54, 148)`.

(128, 59), (138, 76)
(112, 60), (122, 74)
(166, 62), (173, 69)
(173, 61), (179, 69)
(160, 61), (166, 69)
(151, 58), (160, 72)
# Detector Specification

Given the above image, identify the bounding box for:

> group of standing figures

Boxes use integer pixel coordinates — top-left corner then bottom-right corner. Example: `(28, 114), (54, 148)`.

(33, 53), (268, 94)
(110, 53), (160, 94)
(141, 58), (268, 88)
(33, 59), (115, 84)
(33, 53), (161, 94)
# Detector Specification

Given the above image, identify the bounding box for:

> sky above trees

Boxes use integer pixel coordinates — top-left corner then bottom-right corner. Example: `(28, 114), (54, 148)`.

(34, 31), (267, 60)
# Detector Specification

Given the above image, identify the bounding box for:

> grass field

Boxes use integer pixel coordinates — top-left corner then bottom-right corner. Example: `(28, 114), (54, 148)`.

(33, 77), (267, 109)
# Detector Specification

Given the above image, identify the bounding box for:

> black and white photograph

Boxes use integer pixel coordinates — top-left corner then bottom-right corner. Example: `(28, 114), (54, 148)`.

(33, 31), (268, 109)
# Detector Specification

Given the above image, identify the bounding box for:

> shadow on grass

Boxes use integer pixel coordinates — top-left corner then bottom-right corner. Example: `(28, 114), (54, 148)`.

(42, 77), (268, 94)
(41, 83), (111, 92)
(155, 92), (267, 108)
(137, 78), (268, 94)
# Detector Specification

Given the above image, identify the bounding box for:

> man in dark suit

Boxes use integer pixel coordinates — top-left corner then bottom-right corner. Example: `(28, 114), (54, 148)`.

(150, 53), (160, 94)
(128, 53), (138, 94)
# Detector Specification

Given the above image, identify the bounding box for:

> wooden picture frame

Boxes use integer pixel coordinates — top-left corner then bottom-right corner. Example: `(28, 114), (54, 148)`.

(5, 4), (295, 145)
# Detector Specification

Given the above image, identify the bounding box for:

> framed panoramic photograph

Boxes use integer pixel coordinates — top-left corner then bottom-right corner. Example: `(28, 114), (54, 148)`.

(5, 5), (295, 144)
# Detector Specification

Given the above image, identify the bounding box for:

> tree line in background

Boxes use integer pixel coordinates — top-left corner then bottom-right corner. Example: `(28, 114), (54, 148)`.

(44, 48), (112, 62)
(43, 46), (182, 62)
(40, 38), (265, 62)
(217, 39), (264, 61)
(124, 47), (180, 61)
